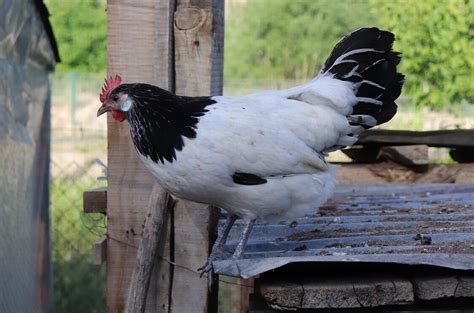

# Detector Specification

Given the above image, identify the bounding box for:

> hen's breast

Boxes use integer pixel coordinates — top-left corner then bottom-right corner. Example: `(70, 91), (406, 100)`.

(139, 152), (337, 221)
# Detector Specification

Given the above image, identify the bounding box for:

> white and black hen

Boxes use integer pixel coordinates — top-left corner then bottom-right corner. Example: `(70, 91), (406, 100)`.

(97, 27), (404, 271)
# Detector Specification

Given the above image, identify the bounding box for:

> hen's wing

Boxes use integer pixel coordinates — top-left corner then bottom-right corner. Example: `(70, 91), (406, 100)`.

(186, 94), (337, 179)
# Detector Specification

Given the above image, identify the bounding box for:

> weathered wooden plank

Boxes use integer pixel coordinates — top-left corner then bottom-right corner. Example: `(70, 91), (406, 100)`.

(239, 278), (255, 313)
(249, 294), (281, 313)
(174, 0), (224, 96)
(106, 0), (174, 312)
(254, 274), (474, 311)
(357, 129), (474, 148)
(94, 235), (107, 265)
(171, 0), (224, 312)
(125, 183), (172, 313)
(171, 202), (218, 312)
(259, 281), (303, 310)
(259, 278), (414, 310)
(83, 187), (107, 214)
(413, 275), (474, 300)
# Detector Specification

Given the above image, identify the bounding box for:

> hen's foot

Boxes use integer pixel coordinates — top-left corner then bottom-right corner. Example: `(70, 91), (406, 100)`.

(197, 245), (232, 276)
(198, 214), (238, 276)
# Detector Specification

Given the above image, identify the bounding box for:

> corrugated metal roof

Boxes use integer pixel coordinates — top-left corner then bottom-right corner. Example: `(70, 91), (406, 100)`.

(213, 184), (474, 278)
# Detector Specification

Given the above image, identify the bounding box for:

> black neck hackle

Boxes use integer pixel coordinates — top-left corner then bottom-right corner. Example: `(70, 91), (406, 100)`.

(111, 84), (216, 164)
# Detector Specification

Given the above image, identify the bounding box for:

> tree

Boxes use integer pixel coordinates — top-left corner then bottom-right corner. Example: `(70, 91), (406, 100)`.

(45, 0), (106, 73)
(372, 0), (474, 109)
(224, 0), (376, 80)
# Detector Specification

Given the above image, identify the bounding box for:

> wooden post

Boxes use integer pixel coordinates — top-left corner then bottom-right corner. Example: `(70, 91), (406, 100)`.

(106, 0), (223, 312)
(106, 0), (175, 312)
(125, 184), (172, 313)
(174, 0), (224, 95)
(171, 0), (224, 312)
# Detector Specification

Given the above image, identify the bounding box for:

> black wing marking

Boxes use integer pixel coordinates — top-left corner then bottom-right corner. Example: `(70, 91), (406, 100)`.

(232, 172), (268, 185)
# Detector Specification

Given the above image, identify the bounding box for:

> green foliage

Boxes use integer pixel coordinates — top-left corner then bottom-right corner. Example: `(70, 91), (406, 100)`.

(45, 0), (106, 72)
(371, 0), (474, 109)
(51, 173), (106, 313)
(224, 0), (376, 80)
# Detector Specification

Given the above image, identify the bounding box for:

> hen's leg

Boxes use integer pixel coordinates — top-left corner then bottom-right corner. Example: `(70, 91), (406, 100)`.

(198, 214), (237, 274)
(210, 214), (238, 256)
(232, 218), (256, 259)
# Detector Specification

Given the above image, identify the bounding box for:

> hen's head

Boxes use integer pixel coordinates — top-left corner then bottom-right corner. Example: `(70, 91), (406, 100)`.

(97, 75), (133, 122)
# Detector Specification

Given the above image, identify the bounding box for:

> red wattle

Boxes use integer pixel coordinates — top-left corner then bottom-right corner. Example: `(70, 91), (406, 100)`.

(111, 110), (126, 122)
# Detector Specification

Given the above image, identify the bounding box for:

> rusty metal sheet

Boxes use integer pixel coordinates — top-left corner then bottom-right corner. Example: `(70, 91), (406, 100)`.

(212, 184), (474, 279)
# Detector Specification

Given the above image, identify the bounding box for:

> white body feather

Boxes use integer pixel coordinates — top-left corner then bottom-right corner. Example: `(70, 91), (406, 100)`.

(117, 27), (403, 225)
(139, 80), (354, 222)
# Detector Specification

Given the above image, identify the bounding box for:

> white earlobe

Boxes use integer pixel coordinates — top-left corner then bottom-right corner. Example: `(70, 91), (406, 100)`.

(122, 99), (133, 112)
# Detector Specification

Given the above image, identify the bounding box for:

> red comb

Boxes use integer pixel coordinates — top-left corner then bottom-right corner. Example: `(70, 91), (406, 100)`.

(100, 74), (122, 103)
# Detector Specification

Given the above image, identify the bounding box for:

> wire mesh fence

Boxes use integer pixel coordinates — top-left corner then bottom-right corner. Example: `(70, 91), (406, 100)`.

(50, 71), (107, 313)
(50, 147), (107, 313)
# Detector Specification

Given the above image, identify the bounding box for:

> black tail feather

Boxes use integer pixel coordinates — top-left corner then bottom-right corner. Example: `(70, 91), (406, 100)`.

(322, 27), (405, 127)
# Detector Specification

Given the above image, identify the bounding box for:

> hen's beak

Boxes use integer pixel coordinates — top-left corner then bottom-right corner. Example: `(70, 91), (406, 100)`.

(97, 103), (112, 117)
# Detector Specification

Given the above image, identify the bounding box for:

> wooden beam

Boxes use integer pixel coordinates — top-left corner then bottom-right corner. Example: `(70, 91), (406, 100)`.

(106, 0), (175, 312)
(239, 278), (255, 313)
(174, 0), (224, 95)
(343, 145), (429, 167)
(357, 129), (474, 148)
(83, 187), (107, 214)
(94, 235), (107, 265)
(413, 275), (474, 300)
(171, 0), (224, 312)
(259, 278), (414, 310)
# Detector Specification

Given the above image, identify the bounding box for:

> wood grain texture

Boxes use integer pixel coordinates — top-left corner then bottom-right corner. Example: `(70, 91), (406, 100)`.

(259, 278), (413, 310)
(239, 278), (255, 313)
(174, 0), (224, 97)
(171, 0), (224, 312)
(125, 183), (172, 313)
(413, 275), (474, 300)
(254, 274), (474, 311)
(106, 0), (175, 312)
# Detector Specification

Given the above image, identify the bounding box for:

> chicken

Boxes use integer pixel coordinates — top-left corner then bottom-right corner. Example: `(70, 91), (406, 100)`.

(97, 27), (404, 272)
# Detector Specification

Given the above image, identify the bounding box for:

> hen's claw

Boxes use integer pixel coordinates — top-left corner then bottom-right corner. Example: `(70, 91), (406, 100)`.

(198, 245), (232, 276)
(197, 261), (213, 277)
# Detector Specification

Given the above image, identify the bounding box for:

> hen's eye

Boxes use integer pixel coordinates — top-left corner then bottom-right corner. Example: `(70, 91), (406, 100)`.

(112, 95), (119, 101)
